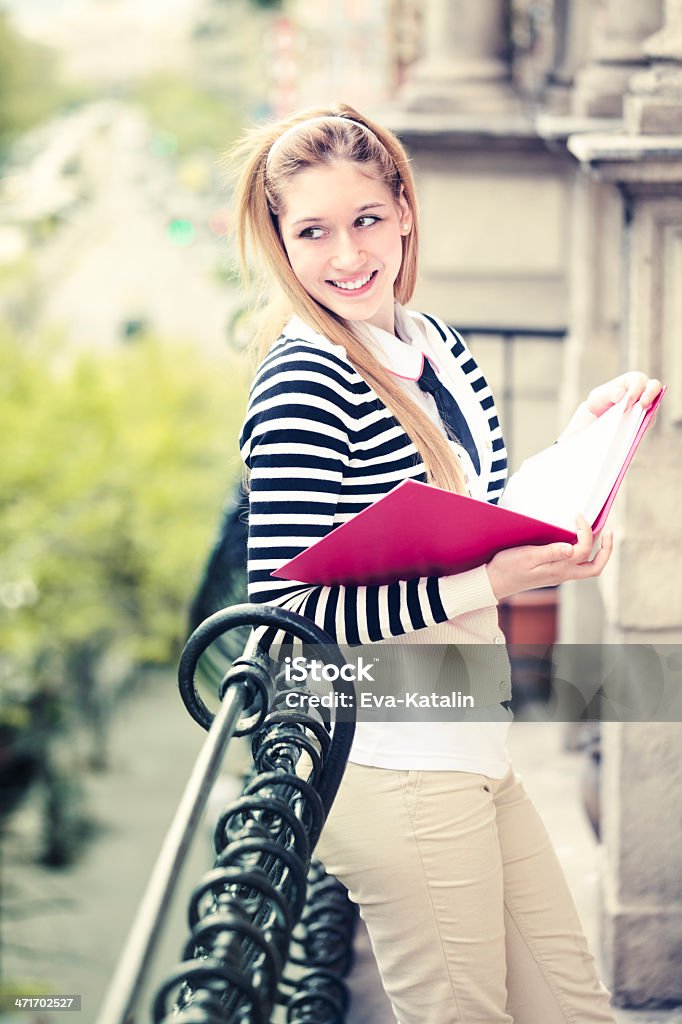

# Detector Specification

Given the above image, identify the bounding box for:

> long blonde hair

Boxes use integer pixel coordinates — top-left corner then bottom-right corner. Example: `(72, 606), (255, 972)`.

(227, 103), (467, 494)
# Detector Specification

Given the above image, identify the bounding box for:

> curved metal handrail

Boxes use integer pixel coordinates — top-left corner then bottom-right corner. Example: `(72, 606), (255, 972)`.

(97, 603), (357, 1024)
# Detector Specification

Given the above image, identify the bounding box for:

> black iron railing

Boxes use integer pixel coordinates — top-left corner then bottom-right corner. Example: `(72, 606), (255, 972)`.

(97, 604), (358, 1024)
(457, 324), (566, 469)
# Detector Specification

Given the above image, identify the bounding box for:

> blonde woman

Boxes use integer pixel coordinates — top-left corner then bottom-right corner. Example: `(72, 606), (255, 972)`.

(231, 104), (661, 1024)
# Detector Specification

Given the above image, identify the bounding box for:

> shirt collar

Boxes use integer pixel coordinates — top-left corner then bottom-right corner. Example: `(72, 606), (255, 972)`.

(356, 303), (441, 381)
(282, 314), (328, 346)
(281, 304), (441, 381)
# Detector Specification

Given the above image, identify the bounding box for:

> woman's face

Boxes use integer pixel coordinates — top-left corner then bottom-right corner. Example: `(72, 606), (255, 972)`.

(277, 160), (412, 335)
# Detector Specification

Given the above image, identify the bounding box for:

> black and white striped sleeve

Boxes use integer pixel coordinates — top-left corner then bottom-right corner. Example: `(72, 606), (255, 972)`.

(240, 342), (498, 650)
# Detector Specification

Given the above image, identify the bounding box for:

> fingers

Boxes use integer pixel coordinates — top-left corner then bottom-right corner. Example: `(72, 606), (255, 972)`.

(573, 527), (614, 577)
(569, 513), (594, 561)
(620, 372), (662, 411)
(527, 541), (573, 567)
(526, 515), (592, 569)
(587, 381), (622, 417)
(610, 382), (627, 404)
(587, 372), (663, 418)
(617, 372), (646, 410)
(534, 515), (611, 580)
(492, 522), (615, 596)
(637, 377), (662, 410)
(597, 528), (614, 564)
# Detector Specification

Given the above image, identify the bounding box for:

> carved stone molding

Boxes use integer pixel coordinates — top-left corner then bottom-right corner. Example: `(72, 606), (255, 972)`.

(625, 0), (682, 132)
(400, 0), (520, 113)
(572, 0), (663, 118)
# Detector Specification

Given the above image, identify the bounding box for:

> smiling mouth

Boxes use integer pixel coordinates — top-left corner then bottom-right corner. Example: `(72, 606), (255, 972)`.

(327, 270), (378, 293)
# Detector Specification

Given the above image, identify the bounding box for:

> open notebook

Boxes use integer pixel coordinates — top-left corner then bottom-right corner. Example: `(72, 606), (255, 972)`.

(273, 388), (665, 587)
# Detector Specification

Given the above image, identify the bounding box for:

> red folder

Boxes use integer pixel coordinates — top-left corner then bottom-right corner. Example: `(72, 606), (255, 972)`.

(272, 389), (664, 587)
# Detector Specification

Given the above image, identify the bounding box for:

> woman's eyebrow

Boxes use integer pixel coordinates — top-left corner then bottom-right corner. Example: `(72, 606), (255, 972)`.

(291, 202), (388, 228)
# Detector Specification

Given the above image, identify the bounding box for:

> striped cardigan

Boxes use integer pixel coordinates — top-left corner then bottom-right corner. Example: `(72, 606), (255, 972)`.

(239, 307), (511, 667)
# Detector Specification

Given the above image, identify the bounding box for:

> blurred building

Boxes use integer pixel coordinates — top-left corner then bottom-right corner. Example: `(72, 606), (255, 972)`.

(190, 0), (393, 119)
(190, 0), (279, 118)
(285, 0), (392, 110)
(380, 0), (682, 1009)
(181, 0), (424, 117)
(7, 0), (197, 85)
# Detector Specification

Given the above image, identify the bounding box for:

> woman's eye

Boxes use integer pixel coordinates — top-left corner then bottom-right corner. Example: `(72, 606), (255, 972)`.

(356, 215), (380, 228)
(299, 226), (325, 239)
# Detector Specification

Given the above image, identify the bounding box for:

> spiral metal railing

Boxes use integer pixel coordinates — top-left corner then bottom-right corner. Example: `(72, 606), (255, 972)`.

(97, 603), (358, 1024)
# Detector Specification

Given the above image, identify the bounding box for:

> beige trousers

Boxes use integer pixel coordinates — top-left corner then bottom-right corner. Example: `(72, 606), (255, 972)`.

(314, 762), (616, 1024)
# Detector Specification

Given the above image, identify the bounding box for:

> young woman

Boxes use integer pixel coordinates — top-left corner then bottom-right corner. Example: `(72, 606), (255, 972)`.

(231, 104), (661, 1024)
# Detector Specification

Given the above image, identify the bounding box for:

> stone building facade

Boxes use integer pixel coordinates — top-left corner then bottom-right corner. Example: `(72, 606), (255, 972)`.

(382, 0), (682, 1009)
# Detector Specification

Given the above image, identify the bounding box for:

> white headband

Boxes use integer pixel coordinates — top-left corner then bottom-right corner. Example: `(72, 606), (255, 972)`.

(265, 115), (377, 170)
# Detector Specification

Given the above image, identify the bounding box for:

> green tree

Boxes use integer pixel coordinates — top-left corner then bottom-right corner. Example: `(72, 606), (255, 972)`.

(131, 72), (243, 158)
(0, 320), (249, 859)
(0, 14), (90, 155)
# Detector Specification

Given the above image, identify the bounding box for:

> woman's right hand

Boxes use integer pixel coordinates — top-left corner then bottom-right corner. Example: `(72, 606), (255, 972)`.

(486, 515), (614, 601)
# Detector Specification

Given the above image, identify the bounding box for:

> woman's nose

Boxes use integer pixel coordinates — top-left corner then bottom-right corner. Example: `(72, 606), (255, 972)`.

(330, 232), (365, 269)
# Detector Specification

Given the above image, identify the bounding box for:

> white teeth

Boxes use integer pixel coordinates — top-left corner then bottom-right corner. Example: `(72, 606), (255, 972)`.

(330, 272), (373, 291)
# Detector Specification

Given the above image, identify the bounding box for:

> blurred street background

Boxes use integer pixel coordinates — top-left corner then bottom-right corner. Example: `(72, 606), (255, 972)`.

(1, 0), (681, 1021)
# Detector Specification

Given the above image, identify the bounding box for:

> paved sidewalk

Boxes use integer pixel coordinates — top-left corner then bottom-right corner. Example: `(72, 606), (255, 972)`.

(2, 674), (680, 1023)
(1, 670), (210, 1024)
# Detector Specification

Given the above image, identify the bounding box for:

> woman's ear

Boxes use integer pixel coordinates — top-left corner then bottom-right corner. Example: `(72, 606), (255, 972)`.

(397, 190), (413, 235)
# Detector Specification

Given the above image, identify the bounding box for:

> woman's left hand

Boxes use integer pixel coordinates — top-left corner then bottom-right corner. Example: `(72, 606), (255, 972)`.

(586, 372), (663, 418)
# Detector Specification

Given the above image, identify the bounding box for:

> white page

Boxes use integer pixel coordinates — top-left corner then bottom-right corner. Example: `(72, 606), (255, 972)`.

(499, 397), (646, 531)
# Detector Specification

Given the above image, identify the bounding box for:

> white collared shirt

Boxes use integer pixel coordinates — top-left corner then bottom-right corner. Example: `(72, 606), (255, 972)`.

(347, 304), (512, 778)
(356, 305), (488, 500)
